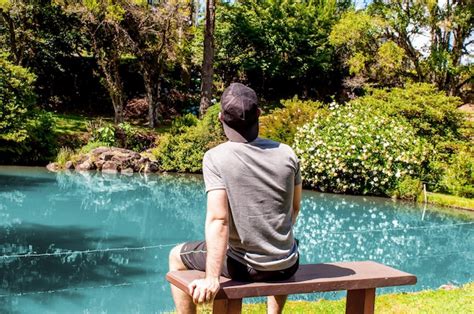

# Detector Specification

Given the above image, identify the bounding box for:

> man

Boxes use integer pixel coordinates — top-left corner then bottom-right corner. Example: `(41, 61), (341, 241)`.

(169, 83), (302, 314)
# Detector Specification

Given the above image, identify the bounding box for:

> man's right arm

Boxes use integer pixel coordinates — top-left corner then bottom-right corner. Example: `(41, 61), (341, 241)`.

(292, 183), (302, 225)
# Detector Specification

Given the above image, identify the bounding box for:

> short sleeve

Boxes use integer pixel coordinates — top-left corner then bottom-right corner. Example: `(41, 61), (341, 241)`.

(294, 158), (302, 185)
(203, 152), (226, 192)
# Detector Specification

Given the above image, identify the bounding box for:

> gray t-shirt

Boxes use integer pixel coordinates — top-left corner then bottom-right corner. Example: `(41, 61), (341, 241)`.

(203, 137), (301, 271)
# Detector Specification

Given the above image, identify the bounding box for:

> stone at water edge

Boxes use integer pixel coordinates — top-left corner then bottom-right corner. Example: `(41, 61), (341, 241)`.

(144, 162), (159, 173)
(76, 160), (95, 171)
(95, 159), (106, 170)
(46, 162), (59, 172)
(65, 161), (74, 170)
(102, 160), (119, 174)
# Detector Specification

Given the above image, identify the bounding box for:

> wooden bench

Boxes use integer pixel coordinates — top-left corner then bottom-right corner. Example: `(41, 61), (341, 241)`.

(166, 261), (417, 314)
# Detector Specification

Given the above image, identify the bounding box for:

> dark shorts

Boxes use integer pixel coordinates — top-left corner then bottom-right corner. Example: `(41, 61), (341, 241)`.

(180, 241), (299, 282)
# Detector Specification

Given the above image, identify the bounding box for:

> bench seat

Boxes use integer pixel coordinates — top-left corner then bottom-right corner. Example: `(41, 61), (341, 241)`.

(166, 260), (417, 314)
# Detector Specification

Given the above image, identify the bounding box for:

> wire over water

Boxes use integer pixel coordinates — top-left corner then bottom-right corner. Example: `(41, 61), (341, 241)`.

(0, 242), (180, 259)
(0, 221), (472, 260)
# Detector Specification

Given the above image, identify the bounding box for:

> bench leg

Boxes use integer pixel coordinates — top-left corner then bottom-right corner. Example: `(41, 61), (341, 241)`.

(212, 299), (243, 314)
(345, 288), (375, 314)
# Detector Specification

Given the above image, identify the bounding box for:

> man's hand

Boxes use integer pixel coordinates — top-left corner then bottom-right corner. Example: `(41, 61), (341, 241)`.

(188, 277), (220, 304)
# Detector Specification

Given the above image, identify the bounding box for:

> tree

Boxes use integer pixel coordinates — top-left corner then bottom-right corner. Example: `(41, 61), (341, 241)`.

(199, 0), (215, 116)
(215, 0), (351, 99)
(60, 0), (130, 124)
(123, 1), (187, 127)
(330, 0), (473, 96)
(0, 0), (83, 103)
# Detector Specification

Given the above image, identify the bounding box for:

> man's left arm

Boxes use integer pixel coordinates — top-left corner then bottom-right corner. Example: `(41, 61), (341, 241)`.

(188, 189), (229, 304)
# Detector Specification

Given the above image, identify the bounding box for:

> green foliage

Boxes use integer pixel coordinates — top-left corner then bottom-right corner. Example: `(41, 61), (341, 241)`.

(354, 83), (464, 143)
(55, 147), (75, 167)
(390, 176), (423, 201)
(0, 2), (84, 97)
(0, 54), (56, 164)
(0, 53), (37, 142)
(152, 105), (225, 172)
(88, 120), (116, 146)
(259, 97), (322, 145)
(116, 122), (155, 152)
(440, 148), (474, 198)
(294, 103), (428, 195)
(169, 113), (199, 135)
(330, 2), (473, 95)
(216, 0), (350, 96)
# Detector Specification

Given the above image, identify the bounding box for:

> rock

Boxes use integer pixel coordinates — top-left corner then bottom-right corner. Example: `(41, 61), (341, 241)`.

(100, 152), (115, 161)
(46, 162), (59, 172)
(46, 146), (156, 174)
(76, 160), (95, 171)
(144, 161), (159, 173)
(121, 167), (134, 175)
(95, 159), (106, 170)
(102, 161), (119, 174)
(90, 147), (111, 155)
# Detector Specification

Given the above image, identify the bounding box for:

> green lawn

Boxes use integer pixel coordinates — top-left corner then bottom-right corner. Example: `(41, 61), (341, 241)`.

(52, 113), (92, 135)
(426, 192), (474, 212)
(193, 282), (474, 313)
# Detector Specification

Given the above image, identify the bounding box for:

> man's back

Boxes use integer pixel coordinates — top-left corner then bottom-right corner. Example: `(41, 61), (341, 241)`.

(203, 137), (301, 271)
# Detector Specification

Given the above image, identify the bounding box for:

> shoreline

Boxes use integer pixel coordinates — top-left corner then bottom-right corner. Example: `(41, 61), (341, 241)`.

(1, 164), (473, 214)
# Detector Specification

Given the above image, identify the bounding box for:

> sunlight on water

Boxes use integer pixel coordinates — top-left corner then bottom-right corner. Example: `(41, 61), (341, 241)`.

(0, 167), (472, 313)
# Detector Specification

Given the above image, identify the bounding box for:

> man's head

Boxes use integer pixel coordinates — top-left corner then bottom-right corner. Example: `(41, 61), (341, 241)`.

(219, 83), (260, 143)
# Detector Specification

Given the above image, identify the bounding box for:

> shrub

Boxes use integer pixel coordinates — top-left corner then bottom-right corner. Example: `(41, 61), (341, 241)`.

(390, 176), (423, 201)
(0, 54), (57, 164)
(440, 148), (474, 198)
(354, 83), (464, 143)
(0, 52), (36, 143)
(259, 97), (322, 145)
(152, 105), (225, 172)
(294, 103), (428, 195)
(169, 113), (199, 135)
(88, 119), (116, 146)
(56, 147), (75, 167)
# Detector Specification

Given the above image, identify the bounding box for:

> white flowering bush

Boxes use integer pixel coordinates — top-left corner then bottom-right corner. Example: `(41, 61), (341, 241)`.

(294, 103), (428, 195)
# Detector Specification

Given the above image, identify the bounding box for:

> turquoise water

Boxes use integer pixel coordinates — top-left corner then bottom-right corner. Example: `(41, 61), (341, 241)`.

(0, 166), (472, 313)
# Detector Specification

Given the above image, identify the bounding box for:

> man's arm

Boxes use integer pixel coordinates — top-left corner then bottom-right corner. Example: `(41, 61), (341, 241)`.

(292, 183), (302, 225)
(188, 189), (229, 304)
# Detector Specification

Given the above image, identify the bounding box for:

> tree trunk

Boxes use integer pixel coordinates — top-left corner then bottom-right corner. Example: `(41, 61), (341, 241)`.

(199, 0), (216, 117)
(142, 62), (163, 128)
(98, 57), (125, 124)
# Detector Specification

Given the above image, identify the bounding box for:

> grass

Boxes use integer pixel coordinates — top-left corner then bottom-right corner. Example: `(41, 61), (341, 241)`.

(52, 113), (93, 135)
(426, 192), (474, 211)
(191, 282), (474, 313)
(51, 112), (171, 135)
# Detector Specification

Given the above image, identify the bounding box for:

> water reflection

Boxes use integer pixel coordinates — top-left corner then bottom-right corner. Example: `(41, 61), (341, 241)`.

(0, 167), (472, 312)
(295, 192), (474, 291)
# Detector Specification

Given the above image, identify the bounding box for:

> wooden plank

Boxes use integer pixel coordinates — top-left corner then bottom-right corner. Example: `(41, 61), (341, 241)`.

(346, 288), (375, 314)
(166, 261), (417, 300)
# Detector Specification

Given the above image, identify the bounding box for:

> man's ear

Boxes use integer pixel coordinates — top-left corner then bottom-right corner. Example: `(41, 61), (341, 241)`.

(257, 108), (262, 117)
(218, 112), (223, 122)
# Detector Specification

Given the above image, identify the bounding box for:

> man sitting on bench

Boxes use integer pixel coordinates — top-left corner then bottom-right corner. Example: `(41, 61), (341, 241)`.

(169, 83), (303, 314)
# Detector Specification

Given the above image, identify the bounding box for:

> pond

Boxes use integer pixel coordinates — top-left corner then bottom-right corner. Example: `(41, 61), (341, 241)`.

(0, 166), (472, 313)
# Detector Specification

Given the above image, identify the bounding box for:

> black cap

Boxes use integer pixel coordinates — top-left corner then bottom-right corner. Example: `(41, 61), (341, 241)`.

(220, 83), (259, 143)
